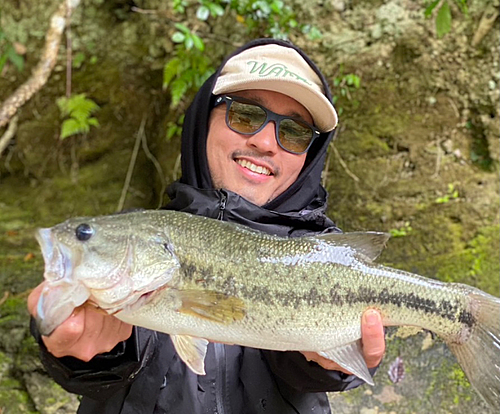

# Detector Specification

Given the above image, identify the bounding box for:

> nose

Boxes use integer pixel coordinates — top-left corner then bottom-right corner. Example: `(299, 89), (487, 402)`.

(245, 121), (279, 154)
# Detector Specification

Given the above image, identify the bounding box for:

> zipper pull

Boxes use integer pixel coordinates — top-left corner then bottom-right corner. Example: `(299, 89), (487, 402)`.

(217, 192), (227, 220)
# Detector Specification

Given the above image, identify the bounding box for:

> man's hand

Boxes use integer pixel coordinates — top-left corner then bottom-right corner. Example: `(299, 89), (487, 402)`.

(27, 283), (133, 362)
(300, 309), (385, 374)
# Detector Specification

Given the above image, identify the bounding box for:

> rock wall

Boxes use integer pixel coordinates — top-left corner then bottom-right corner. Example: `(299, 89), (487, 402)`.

(0, 0), (498, 412)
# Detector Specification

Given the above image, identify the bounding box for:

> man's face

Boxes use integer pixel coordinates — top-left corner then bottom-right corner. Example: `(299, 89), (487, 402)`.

(206, 89), (311, 206)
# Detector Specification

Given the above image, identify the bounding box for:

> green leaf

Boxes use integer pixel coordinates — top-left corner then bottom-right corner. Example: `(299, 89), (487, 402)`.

(72, 52), (85, 69)
(436, 1), (452, 38)
(172, 32), (185, 43)
(57, 94), (100, 139)
(60, 118), (81, 139)
(174, 23), (191, 34)
(208, 3), (224, 16)
(66, 94), (99, 118)
(87, 117), (99, 127)
(270, 0), (284, 13)
(454, 0), (468, 14)
(192, 34), (205, 51)
(0, 52), (9, 74)
(308, 26), (322, 40)
(185, 36), (194, 50)
(7, 48), (23, 72)
(254, 1), (271, 15)
(424, 0), (440, 18)
(163, 57), (181, 89)
(170, 78), (188, 108)
(196, 5), (210, 21)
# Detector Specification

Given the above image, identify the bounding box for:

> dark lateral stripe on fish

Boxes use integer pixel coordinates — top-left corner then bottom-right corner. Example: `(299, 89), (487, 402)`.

(181, 263), (475, 328)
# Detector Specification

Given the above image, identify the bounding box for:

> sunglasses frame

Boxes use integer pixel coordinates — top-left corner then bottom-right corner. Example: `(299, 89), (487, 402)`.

(213, 95), (320, 155)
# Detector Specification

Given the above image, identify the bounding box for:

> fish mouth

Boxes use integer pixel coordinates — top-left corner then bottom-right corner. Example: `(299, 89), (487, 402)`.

(34, 228), (90, 336)
(35, 228), (72, 283)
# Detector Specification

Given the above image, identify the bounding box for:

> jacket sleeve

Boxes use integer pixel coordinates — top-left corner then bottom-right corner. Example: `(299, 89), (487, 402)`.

(263, 350), (378, 393)
(30, 318), (158, 401)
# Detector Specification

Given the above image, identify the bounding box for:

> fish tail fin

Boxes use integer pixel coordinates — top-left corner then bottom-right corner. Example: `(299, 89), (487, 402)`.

(448, 291), (500, 410)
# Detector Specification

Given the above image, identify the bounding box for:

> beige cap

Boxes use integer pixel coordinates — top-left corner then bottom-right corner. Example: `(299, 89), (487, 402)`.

(213, 44), (338, 132)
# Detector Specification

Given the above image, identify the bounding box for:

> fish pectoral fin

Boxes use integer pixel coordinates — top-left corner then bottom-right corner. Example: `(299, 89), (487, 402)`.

(171, 334), (209, 375)
(176, 289), (246, 325)
(319, 340), (375, 386)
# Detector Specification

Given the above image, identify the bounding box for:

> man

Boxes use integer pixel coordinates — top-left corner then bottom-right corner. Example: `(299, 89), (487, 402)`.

(28, 38), (385, 413)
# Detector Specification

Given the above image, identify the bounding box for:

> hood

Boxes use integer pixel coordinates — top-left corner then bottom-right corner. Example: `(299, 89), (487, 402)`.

(165, 38), (338, 234)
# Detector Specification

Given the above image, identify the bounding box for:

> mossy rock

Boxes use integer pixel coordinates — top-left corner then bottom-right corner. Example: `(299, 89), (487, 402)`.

(328, 328), (494, 413)
(24, 371), (79, 414)
(0, 350), (37, 413)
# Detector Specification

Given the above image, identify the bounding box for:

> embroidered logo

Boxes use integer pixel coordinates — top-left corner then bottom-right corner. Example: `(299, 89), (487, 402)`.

(246, 61), (313, 86)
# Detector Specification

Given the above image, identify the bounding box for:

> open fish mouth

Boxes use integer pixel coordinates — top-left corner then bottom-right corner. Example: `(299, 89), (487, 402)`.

(34, 228), (90, 336)
(35, 228), (73, 283)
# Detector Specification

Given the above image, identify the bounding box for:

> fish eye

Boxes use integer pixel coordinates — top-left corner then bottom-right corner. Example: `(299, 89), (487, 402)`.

(75, 223), (94, 241)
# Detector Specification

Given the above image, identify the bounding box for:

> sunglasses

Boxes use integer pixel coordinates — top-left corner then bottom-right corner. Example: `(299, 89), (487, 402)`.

(214, 95), (320, 155)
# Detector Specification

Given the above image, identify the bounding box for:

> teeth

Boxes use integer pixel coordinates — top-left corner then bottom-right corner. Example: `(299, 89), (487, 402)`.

(236, 159), (271, 176)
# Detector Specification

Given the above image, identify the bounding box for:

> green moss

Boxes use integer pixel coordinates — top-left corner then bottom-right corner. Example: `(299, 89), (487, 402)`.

(430, 225), (499, 295)
(0, 389), (37, 414)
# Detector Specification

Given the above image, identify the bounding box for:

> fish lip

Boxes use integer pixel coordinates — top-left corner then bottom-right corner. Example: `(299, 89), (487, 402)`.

(35, 228), (55, 266)
(35, 227), (76, 283)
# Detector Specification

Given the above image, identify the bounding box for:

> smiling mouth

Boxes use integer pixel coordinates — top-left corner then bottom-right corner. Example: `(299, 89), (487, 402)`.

(235, 159), (272, 176)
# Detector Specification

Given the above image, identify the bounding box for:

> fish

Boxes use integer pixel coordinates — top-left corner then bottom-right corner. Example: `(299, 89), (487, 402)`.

(34, 210), (500, 409)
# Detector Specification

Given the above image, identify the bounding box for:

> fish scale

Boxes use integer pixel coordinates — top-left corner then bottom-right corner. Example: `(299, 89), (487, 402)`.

(35, 209), (500, 410)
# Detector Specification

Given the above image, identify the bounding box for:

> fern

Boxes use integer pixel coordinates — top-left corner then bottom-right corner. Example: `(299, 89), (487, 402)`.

(56, 94), (100, 139)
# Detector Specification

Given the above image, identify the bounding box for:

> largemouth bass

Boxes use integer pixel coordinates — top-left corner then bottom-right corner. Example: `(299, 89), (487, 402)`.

(34, 210), (500, 409)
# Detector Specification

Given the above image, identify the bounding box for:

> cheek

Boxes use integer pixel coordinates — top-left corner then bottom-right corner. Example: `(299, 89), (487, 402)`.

(281, 153), (306, 183)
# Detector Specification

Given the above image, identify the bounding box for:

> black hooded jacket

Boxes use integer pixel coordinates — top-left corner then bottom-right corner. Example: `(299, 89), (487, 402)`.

(32, 38), (372, 414)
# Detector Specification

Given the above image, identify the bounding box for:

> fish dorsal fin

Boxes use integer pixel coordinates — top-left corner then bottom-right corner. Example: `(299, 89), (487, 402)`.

(176, 289), (246, 325)
(315, 232), (390, 262)
(171, 334), (209, 375)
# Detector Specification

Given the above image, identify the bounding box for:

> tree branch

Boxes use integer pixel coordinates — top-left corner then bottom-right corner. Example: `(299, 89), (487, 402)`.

(0, 0), (81, 129)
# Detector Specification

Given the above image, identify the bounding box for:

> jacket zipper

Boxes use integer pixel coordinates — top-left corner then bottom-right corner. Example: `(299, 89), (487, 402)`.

(215, 190), (229, 414)
(217, 191), (227, 220)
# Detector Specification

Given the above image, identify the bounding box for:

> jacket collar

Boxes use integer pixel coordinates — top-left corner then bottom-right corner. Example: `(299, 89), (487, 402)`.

(165, 182), (338, 237)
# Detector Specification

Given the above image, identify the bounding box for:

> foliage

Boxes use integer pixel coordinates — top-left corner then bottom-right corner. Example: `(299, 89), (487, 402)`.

(435, 183), (459, 204)
(163, 45), (213, 108)
(389, 221), (413, 238)
(163, 0), (323, 116)
(332, 68), (361, 116)
(0, 11), (24, 74)
(424, 0), (468, 38)
(226, 0), (321, 40)
(56, 94), (100, 139)
(166, 114), (185, 141)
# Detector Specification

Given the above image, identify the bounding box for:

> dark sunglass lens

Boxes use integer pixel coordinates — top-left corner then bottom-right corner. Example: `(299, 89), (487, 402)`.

(228, 101), (267, 134)
(279, 119), (313, 153)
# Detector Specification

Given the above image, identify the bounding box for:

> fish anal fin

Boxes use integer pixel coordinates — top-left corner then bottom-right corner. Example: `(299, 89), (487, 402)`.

(176, 289), (246, 324)
(319, 340), (374, 386)
(316, 232), (390, 262)
(171, 334), (209, 375)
